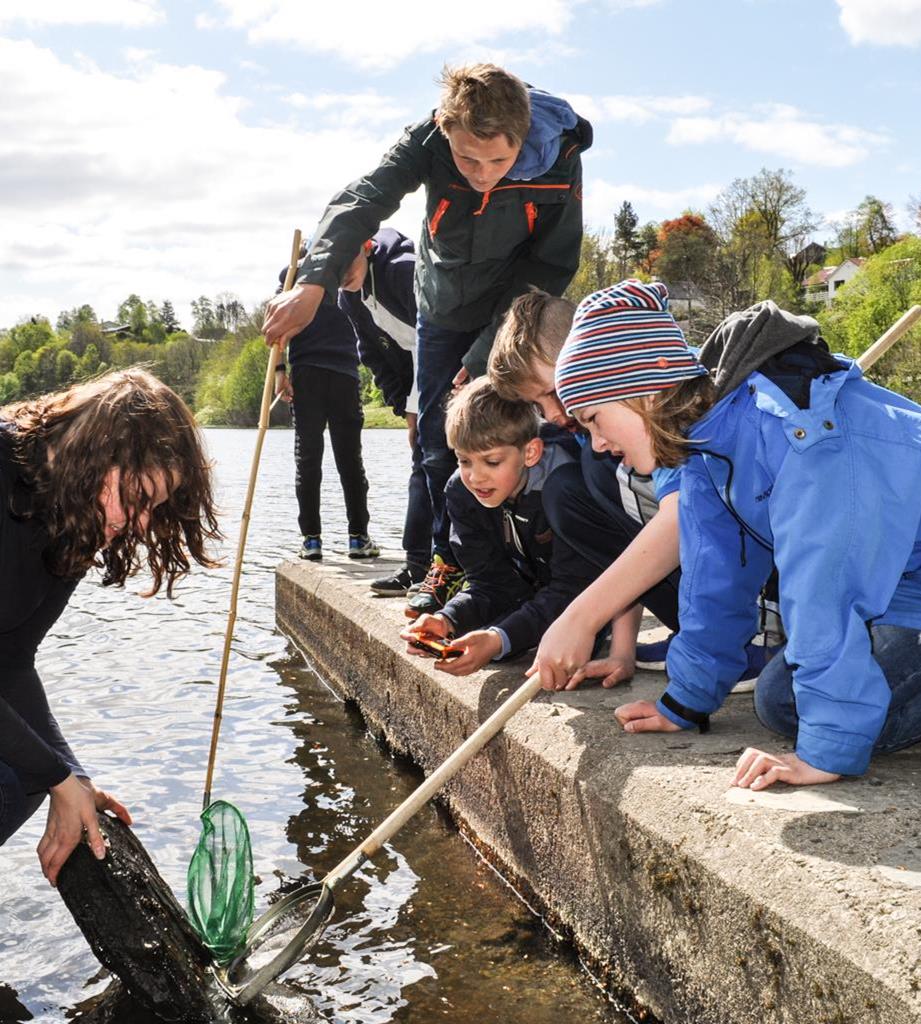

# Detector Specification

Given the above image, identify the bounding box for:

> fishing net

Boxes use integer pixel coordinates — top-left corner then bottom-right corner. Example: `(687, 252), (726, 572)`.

(187, 799), (255, 963)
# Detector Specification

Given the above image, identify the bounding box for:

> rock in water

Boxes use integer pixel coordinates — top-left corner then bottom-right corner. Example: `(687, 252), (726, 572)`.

(57, 812), (228, 1023)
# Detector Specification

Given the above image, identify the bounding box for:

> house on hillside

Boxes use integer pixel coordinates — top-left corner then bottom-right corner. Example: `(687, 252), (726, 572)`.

(803, 257), (866, 307)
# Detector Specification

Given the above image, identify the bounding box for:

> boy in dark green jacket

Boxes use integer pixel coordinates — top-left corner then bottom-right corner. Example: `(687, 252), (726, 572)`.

(263, 63), (591, 616)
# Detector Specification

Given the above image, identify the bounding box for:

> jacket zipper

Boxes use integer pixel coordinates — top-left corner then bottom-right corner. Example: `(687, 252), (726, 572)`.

(697, 448), (773, 565)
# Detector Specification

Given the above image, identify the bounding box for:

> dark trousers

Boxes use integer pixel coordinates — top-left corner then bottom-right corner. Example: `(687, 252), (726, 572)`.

(403, 435), (432, 570)
(542, 453), (681, 632)
(291, 365), (369, 538)
(416, 317), (480, 561)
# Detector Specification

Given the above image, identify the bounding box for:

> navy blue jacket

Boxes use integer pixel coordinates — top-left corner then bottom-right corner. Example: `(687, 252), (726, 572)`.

(338, 229), (415, 416)
(441, 431), (597, 657)
(277, 266), (359, 380)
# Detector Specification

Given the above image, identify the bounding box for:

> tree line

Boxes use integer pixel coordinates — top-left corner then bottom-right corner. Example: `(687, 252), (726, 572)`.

(566, 168), (921, 399)
(2, 168), (919, 423)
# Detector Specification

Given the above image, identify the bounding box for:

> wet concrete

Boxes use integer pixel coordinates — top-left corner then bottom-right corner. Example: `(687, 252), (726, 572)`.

(277, 553), (921, 1024)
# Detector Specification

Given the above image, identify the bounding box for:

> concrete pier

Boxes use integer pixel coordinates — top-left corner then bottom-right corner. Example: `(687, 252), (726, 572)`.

(277, 554), (921, 1024)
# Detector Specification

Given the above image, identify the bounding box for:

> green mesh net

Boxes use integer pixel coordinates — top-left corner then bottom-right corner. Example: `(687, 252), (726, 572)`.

(187, 799), (255, 963)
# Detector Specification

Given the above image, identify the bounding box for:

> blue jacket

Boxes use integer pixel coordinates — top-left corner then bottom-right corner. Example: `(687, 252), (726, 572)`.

(338, 229), (415, 416)
(659, 359), (921, 776)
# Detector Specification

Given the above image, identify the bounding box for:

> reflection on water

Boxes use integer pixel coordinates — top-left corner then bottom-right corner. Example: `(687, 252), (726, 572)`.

(0, 428), (627, 1024)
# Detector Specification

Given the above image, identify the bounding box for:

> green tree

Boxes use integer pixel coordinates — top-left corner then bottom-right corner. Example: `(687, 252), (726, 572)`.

(856, 195), (898, 254)
(56, 304), (97, 331)
(612, 201), (640, 278)
(78, 343), (101, 379)
(55, 348), (78, 385)
(9, 318), (55, 356)
(191, 296), (218, 337)
(117, 294), (149, 337)
(221, 337), (268, 426)
(13, 350), (38, 393)
(565, 229), (618, 303)
(819, 236), (921, 400)
(0, 372), (20, 404)
(159, 300), (181, 334)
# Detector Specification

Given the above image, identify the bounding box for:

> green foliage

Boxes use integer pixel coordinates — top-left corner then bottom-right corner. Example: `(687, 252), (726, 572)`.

(818, 237), (921, 400)
(359, 364), (384, 406)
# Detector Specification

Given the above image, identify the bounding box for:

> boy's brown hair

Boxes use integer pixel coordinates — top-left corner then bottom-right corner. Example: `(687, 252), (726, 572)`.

(437, 64), (531, 148)
(446, 377), (539, 453)
(488, 290), (575, 399)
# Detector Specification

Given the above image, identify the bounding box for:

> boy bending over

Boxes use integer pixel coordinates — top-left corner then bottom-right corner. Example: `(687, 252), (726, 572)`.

(402, 378), (598, 675)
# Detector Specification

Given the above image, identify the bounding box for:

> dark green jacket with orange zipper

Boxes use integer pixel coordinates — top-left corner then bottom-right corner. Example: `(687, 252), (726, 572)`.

(295, 105), (592, 377)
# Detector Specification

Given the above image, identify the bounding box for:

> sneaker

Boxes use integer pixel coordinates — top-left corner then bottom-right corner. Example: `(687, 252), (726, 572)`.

(635, 633), (673, 671)
(348, 534), (380, 559)
(299, 535), (322, 561)
(404, 555), (465, 619)
(729, 642), (783, 694)
(370, 564), (425, 596)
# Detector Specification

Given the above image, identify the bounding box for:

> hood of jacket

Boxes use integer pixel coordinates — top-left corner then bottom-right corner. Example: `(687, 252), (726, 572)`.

(699, 300), (822, 399)
(507, 89), (580, 181)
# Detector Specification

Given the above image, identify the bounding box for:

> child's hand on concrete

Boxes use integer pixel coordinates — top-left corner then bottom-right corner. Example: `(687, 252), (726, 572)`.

(614, 699), (683, 733)
(732, 749), (840, 790)
(565, 654), (635, 690)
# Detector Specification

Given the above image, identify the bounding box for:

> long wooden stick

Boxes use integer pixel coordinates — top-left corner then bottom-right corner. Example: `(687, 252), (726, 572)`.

(857, 305), (921, 372)
(202, 228), (302, 810)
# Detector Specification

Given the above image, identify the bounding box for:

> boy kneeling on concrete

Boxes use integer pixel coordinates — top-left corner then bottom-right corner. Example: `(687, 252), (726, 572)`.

(401, 377), (599, 675)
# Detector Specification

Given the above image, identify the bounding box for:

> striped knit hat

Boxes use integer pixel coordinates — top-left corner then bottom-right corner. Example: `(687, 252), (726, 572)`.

(555, 280), (708, 412)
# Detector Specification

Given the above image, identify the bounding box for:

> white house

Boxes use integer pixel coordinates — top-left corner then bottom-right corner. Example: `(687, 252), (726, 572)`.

(804, 257), (866, 306)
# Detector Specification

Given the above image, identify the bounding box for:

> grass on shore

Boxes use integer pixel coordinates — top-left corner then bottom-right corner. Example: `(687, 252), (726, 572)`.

(363, 405), (405, 429)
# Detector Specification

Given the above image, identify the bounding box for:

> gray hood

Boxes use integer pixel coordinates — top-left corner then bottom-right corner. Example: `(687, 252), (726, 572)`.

(699, 300), (821, 399)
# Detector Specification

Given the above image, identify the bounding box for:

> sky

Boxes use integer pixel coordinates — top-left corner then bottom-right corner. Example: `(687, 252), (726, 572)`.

(2, 0), (920, 331)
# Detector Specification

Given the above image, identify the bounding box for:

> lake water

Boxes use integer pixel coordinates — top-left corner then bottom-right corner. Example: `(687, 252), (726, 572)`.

(0, 427), (630, 1024)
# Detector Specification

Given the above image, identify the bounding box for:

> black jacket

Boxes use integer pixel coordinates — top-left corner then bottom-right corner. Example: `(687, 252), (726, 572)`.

(277, 268), (359, 380)
(296, 104), (591, 378)
(441, 432), (597, 657)
(338, 229), (415, 416)
(0, 424), (83, 788)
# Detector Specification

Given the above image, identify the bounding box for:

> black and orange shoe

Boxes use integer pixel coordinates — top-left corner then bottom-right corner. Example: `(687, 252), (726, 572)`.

(404, 555), (465, 619)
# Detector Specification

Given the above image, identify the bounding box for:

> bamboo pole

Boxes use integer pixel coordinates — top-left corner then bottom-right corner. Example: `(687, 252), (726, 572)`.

(857, 304), (921, 372)
(202, 228), (302, 810)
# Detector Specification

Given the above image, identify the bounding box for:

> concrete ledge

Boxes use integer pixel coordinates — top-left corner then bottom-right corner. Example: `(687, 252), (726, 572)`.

(277, 555), (921, 1024)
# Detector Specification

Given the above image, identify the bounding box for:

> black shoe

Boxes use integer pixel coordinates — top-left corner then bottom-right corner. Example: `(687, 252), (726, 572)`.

(370, 565), (421, 596)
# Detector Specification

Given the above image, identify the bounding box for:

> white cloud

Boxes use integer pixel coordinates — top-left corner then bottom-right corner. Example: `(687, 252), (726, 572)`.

(837, 0), (921, 46)
(583, 180), (722, 228)
(0, 37), (422, 329)
(207, 0), (575, 70)
(565, 92), (711, 125)
(666, 104), (887, 167)
(283, 92), (410, 128)
(0, 0), (162, 28)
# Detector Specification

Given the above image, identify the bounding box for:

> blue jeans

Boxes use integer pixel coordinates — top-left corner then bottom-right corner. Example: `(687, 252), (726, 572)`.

(403, 434), (432, 570)
(755, 624), (921, 756)
(416, 317), (480, 560)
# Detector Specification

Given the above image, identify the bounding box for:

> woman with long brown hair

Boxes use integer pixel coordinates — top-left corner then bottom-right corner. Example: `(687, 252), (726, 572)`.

(0, 368), (220, 884)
